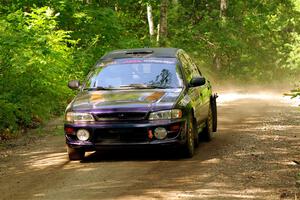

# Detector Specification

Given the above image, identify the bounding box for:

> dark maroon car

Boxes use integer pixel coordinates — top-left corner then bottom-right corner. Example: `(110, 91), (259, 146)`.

(65, 48), (217, 160)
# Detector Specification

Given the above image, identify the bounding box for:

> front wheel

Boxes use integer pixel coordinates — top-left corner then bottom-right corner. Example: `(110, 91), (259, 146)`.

(67, 146), (85, 161)
(182, 114), (195, 158)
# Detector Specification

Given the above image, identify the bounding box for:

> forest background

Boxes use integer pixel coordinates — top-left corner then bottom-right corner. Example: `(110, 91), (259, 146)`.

(0, 0), (299, 135)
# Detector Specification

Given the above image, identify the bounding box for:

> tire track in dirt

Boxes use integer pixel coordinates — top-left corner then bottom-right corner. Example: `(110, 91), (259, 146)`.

(0, 92), (299, 200)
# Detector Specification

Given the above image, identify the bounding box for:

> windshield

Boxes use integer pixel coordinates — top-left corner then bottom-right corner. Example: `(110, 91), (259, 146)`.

(84, 59), (183, 90)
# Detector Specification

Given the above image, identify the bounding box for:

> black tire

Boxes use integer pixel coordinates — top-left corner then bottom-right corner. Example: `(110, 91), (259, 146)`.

(67, 146), (85, 161)
(211, 94), (218, 132)
(193, 118), (199, 147)
(202, 105), (214, 142)
(182, 114), (195, 158)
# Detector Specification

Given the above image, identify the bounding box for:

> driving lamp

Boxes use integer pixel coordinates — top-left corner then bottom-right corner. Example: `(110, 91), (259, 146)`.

(154, 127), (167, 139)
(76, 129), (90, 141)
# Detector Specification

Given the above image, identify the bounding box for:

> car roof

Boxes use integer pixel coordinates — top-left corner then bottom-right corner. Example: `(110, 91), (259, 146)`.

(100, 48), (180, 61)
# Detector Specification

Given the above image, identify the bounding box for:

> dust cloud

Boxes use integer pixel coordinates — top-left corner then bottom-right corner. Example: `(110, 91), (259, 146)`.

(215, 85), (300, 107)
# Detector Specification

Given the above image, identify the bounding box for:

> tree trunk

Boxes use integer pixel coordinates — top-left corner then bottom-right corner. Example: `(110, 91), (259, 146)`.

(147, 3), (155, 43)
(220, 0), (228, 17)
(217, 0), (227, 70)
(158, 0), (168, 46)
(213, 54), (222, 71)
(156, 24), (160, 44)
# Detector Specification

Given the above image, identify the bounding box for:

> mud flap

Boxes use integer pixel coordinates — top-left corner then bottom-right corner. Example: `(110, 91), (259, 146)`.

(211, 94), (218, 132)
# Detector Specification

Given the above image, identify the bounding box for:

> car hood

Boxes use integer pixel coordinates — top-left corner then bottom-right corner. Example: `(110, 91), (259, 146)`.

(70, 88), (183, 113)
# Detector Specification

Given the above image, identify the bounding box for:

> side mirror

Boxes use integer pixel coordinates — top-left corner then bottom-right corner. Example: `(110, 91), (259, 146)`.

(189, 77), (206, 87)
(68, 80), (80, 90)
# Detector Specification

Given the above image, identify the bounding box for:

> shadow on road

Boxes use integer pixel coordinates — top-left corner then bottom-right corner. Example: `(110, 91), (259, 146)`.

(82, 148), (184, 162)
(1, 92), (300, 200)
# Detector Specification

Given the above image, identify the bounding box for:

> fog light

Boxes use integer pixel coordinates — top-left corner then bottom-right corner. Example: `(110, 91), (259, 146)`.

(154, 127), (167, 140)
(76, 129), (90, 141)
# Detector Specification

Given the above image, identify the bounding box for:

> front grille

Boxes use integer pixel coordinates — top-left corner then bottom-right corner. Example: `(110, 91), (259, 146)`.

(95, 112), (147, 121)
(94, 128), (148, 143)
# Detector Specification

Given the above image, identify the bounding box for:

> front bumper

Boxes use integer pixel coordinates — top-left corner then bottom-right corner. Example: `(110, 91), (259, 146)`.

(65, 119), (187, 151)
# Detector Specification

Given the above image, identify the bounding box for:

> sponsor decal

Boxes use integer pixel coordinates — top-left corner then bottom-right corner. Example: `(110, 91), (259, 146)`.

(143, 59), (175, 64)
(145, 91), (165, 102)
(90, 93), (104, 103)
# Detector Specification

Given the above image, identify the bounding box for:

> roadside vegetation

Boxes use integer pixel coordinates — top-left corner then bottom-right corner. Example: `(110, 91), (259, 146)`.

(0, 0), (299, 135)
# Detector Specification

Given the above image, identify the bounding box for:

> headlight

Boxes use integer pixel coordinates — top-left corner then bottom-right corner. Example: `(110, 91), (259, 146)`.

(65, 112), (95, 122)
(76, 129), (90, 141)
(149, 109), (182, 120)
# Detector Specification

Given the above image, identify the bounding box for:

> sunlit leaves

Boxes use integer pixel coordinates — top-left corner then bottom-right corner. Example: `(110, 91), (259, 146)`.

(167, 0), (300, 83)
(0, 7), (75, 131)
(284, 33), (300, 70)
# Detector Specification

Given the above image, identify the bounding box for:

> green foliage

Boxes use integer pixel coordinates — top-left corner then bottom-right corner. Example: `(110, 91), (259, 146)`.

(0, 1), (150, 133)
(0, 7), (75, 131)
(51, 0), (148, 74)
(290, 88), (300, 99)
(284, 33), (300, 71)
(1, 0), (300, 133)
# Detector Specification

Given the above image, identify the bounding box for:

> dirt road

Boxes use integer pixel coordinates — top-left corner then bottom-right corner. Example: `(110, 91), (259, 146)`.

(0, 91), (300, 200)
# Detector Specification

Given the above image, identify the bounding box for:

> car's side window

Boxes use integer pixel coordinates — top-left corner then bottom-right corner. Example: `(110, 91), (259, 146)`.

(178, 52), (193, 83)
(182, 53), (201, 80)
(183, 53), (202, 77)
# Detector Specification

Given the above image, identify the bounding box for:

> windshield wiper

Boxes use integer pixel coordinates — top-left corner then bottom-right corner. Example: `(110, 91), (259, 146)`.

(119, 84), (149, 89)
(119, 84), (174, 89)
(146, 85), (174, 89)
(84, 86), (114, 91)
